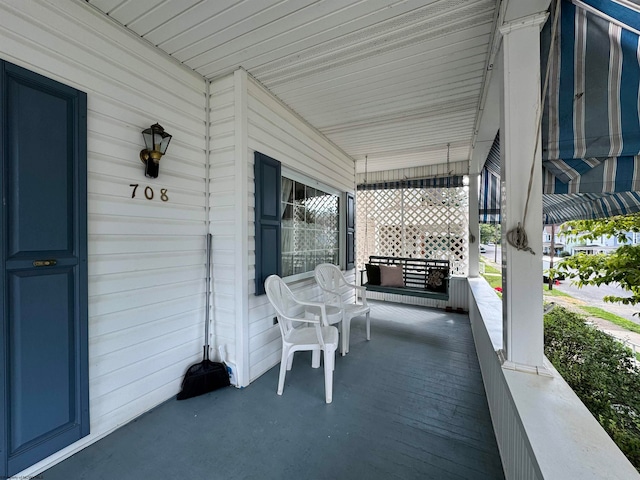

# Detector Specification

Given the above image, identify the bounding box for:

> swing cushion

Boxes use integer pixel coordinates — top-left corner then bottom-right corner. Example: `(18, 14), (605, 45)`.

(360, 256), (450, 301)
(365, 264), (381, 285)
(379, 265), (404, 287)
(426, 268), (448, 293)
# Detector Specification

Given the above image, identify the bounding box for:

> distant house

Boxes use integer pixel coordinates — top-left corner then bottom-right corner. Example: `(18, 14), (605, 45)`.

(558, 228), (640, 255)
(542, 225), (564, 256)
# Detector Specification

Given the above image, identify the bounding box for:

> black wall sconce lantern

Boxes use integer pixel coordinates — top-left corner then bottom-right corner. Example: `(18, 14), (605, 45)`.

(140, 123), (172, 178)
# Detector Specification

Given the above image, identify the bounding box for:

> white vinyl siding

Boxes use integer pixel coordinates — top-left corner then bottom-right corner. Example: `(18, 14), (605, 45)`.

(0, 1), (208, 475)
(1, 2), (357, 473)
(246, 74), (356, 382)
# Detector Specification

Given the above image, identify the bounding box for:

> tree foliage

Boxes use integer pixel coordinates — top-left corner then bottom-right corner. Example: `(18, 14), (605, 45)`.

(557, 214), (640, 311)
(479, 224), (500, 244)
(560, 213), (640, 243)
(544, 307), (640, 469)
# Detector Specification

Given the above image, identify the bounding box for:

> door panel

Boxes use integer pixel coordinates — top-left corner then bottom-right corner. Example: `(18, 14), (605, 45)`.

(9, 270), (74, 450)
(1, 61), (88, 477)
(8, 80), (72, 255)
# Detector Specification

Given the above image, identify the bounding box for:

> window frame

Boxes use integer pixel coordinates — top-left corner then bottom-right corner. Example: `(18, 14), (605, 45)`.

(281, 167), (344, 282)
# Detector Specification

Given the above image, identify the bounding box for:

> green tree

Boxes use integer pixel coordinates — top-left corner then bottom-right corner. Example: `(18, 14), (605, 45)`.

(557, 213), (640, 313)
(479, 224), (500, 245)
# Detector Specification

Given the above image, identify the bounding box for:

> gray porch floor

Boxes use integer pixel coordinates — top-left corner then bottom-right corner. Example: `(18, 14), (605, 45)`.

(44, 301), (505, 480)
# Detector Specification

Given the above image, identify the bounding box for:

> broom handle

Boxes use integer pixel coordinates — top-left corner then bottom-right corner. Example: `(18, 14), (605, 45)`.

(204, 233), (212, 361)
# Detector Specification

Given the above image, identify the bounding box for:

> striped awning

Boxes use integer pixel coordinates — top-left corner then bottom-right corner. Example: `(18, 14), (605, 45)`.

(357, 175), (465, 191)
(480, 134), (501, 224)
(542, 191), (640, 223)
(479, 0), (640, 225)
(542, 0), (640, 194)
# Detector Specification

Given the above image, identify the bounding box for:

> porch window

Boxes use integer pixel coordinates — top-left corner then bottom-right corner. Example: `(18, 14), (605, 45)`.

(281, 177), (339, 277)
(254, 151), (347, 295)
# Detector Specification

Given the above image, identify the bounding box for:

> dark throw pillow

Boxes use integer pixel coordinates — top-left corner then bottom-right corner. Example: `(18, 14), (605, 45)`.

(426, 268), (448, 293)
(365, 264), (381, 285)
(379, 265), (404, 287)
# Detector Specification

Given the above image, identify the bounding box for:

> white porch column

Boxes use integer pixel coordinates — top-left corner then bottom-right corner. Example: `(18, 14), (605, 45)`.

(499, 13), (549, 373)
(468, 173), (480, 278)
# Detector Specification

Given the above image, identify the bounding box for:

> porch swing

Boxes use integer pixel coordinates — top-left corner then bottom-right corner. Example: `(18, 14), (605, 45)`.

(359, 150), (451, 301)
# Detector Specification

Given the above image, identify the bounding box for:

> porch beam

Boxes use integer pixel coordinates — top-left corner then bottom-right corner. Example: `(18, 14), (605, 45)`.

(499, 11), (549, 373)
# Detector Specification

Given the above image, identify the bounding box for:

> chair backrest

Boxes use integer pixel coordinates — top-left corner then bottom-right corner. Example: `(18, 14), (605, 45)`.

(264, 275), (324, 344)
(314, 263), (348, 306)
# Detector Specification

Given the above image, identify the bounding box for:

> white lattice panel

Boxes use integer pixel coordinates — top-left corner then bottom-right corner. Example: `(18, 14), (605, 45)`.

(356, 187), (469, 276)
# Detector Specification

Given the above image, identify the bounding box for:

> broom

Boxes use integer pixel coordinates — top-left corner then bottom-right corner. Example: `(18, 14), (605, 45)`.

(176, 234), (230, 400)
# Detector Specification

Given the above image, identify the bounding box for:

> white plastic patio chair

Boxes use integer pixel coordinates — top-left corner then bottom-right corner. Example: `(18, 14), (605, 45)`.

(314, 263), (371, 356)
(264, 274), (339, 404)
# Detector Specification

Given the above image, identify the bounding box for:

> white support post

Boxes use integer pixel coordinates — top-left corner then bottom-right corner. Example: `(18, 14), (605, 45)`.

(468, 173), (480, 278)
(499, 13), (550, 374)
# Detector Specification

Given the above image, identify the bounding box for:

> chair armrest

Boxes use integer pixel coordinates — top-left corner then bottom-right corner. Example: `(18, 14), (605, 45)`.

(341, 282), (368, 306)
(354, 284), (368, 306)
(295, 300), (330, 326)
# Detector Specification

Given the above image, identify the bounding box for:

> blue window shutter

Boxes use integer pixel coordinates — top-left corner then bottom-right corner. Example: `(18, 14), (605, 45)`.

(254, 152), (281, 295)
(346, 192), (355, 269)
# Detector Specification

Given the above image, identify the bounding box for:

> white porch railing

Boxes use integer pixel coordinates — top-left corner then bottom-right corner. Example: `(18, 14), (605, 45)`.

(468, 277), (639, 480)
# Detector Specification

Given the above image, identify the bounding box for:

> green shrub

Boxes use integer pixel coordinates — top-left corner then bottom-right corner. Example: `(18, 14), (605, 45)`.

(544, 307), (640, 470)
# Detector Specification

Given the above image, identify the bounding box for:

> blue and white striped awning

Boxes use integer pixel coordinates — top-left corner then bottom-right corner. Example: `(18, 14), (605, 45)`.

(357, 175), (465, 191)
(480, 134), (501, 224)
(480, 0), (640, 225)
(543, 191), (640, 224)
(542, 0), (640, 194)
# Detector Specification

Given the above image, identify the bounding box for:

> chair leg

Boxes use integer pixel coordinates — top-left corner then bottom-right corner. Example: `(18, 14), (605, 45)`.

(311, 349), (321, 368)
(277, 348), (289, 395)
(286, 351), (295, 370)
(366, 311), (371, 340)
(341, 318), (350, 356)
(323, 347), (336, 403)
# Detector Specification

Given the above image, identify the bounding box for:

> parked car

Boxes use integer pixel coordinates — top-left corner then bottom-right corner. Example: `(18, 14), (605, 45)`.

(479, 245), (487, 253)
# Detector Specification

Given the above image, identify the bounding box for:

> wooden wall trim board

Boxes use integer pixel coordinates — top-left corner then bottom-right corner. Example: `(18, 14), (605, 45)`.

(234, 69), (251, 387)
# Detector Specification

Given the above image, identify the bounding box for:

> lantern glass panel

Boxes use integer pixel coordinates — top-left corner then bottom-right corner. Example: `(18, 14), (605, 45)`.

(142, 128), (154, 151)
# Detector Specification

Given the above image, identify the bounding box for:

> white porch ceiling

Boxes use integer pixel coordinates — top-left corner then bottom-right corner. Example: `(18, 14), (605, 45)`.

(87, 0), (499, 175)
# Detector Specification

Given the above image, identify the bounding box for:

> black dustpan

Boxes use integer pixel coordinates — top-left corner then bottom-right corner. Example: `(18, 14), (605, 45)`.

(176, 346), (229, 400)
(177, 234), (230, 400)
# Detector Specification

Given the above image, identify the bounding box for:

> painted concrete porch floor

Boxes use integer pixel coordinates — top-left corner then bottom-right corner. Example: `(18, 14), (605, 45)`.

(44, 301), (505, 480)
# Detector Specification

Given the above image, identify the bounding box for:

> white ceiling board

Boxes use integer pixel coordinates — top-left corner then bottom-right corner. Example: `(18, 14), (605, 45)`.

(141, 0), (240, 46)
(249, 7), (495, 86)
(356, 143), (471, 173)
(126, 1), (204, 36)
(192, 0), (446, 77)
(87, 0), (503, 176)
(106, 0), (167, 26)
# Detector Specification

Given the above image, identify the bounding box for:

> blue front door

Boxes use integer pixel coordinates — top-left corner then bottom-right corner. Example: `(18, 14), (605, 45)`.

(0, 61), (89, 477)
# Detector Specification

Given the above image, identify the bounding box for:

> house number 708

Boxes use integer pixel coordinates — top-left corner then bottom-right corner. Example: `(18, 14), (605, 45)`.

(130, 184), (169, 202)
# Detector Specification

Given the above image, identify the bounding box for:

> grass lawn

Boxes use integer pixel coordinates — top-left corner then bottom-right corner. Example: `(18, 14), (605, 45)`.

(482, 261), (640, 337)
(542, 287), (572, 298)
(480, 261), (502, 293)
(581, 306), (640, 335)
(482, 262), (501, 275)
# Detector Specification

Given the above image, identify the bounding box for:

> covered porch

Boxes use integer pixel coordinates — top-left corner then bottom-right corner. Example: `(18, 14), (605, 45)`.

(43, 301), (504, 480)
(1, 0), (639, 479)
